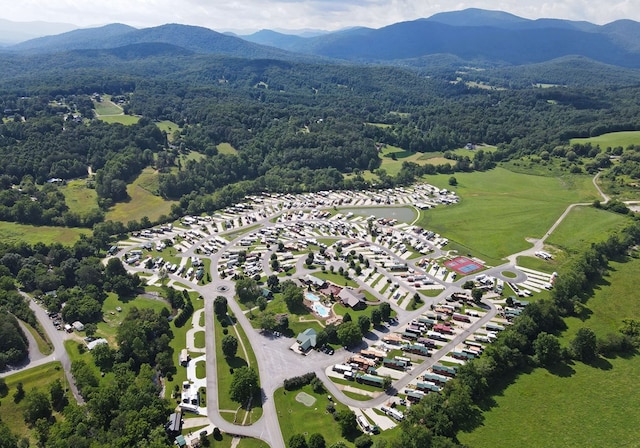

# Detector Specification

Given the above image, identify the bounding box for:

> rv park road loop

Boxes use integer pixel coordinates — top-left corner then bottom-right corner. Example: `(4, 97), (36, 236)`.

(113, 174), (608, 448)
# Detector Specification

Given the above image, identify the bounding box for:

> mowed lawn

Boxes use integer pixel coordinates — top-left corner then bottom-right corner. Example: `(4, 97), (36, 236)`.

(0, 221), (89, 245)
(416, 168), (598, 262)
(105, 167), (177, 223)
(460, 256), (640, 448)
(275, 385), (354, 447)
(546, 206), (630, 255)
(60, 179), (99, 216)
(571, 130), (640, 148)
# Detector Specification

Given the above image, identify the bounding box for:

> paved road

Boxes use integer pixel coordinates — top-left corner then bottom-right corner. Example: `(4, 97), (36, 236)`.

(121, 173), (610, 447)
(1, 294), (84, 404)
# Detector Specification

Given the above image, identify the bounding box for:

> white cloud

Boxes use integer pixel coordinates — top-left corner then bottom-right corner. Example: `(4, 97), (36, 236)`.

(1, 0), (638, 31)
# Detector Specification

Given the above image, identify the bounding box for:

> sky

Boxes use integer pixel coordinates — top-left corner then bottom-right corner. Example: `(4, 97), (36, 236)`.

(2, 0), (638, 33)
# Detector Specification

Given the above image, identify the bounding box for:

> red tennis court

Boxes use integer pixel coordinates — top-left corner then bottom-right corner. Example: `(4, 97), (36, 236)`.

(444, 256), (484, 275)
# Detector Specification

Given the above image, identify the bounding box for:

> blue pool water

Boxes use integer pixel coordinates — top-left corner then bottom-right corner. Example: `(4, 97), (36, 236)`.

(313, 302), (330, 318)
(305, 292), (321, 302)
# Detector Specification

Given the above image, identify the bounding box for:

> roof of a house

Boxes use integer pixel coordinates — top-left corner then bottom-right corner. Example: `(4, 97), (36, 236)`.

(296, 328), (317, 351)
(338, 288), (365, 307)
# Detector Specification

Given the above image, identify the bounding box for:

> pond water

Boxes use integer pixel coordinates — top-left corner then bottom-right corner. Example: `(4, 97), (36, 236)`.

(340, 206), (417, 223)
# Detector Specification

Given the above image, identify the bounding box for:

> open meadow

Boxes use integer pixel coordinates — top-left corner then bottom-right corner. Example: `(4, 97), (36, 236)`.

(570, 130), (640, 148)
(0, 221), (89, 245)
(415, 168), (598, 263)
(0, 362), (71, 442)
(105, 167), (177, 223)
(546, 206), (630, 255)
(459, 254), (640, 448)
(60, 179), (100, 217)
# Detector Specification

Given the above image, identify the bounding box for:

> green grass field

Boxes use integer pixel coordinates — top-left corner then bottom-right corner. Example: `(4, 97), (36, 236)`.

(0, 221), (89, 245)
(460, 254), (640, 448)
(60, 179), (99, 216)
(98, 292), (170, 344)
(93, 96), (123, 116)
(459, 356), (640, 448)
(105, 167), (177, 223)
(275, 385), (354, 446)
(155, 120), (181, 137)
(415, 168), (598, 263)
(98, 115), (140, 125)
(546, 206), (630, 255)
(570, 130), (640, 148)
(217, 143), (238, 155)
(0, 362), (71, 442)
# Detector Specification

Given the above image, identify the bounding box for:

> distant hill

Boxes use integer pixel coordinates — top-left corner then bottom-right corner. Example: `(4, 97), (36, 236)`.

(9, 23), (321, 62)
(237, 8), (640, 68)
(0, 18), (78, 45)
(7, 9), (640, 68)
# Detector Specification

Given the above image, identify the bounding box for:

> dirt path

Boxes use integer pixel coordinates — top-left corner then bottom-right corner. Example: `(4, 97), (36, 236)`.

(593, 171), (610, 203)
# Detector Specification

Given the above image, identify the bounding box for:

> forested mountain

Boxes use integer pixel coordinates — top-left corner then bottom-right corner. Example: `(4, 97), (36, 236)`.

(240, 9), (640, 68)
(8, 23), (320, 62)
(8, 9), (640, 68)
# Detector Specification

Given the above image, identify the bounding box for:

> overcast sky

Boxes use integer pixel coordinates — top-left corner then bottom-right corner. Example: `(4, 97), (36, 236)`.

(2, 0), (638, 32)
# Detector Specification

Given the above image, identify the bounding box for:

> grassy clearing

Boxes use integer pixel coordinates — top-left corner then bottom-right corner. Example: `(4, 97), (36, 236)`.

(105, 167), (177, 223)
(98, 114), (140, 125)
(546, 206), (630, 255)
(516, 255), (558, 273)
(217, 143), (238, 155)
(0, 362), (71, 441)
(416, 168), (597, 262)
(460, 255), (640, 448)
(313, 271), (359, 288)
(93, 96), (123, 115)
(0, 221), (89, 245)
(459, 357), (640, 448)
(570, 130), (640, 148)
(275, 385), (356, 447)
(98, 292), (170, 344)
(155, 120), (181, 137)
(563, 256), (640, 340)
(60, 179), (99, 216)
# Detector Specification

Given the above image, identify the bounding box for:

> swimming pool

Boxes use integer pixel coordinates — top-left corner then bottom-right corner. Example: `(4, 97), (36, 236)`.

(305, 292), (321, 302)
(313, 302), (330, 318)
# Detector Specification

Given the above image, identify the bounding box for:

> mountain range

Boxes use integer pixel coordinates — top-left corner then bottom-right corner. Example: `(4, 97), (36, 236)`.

(3, 8), (640, 68)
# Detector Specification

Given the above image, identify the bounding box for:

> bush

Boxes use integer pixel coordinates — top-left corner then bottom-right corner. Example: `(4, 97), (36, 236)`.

(284, 372), (317, 391)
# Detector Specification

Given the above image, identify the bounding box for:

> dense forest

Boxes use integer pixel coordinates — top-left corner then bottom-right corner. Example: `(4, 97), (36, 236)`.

(0, 52), (639, 223)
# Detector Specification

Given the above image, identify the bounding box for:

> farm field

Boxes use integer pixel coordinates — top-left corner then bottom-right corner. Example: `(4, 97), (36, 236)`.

(570, 130), (640, 148)
(60, 179), (99, 216)
(546, 206), (630, 254)
(415, 168), (598, 263)
(105, 167), (177, 223)
(0, 221), (90, 245)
